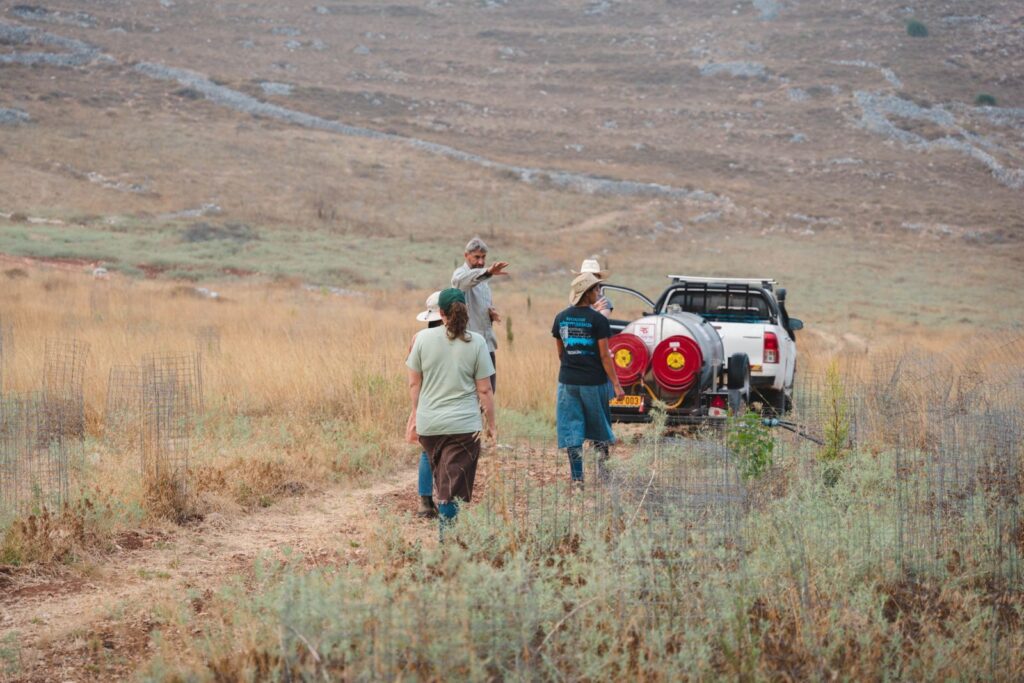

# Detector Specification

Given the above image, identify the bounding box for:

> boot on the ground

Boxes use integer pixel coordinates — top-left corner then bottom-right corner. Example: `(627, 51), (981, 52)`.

(416, 495), (438, 519)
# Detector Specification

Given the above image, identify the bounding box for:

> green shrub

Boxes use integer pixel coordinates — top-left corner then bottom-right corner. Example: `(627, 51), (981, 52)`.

(820, 361), (851, 464)
(974, 93), (997, 106)
(906, 19), (928, 37)
(726, 410), (774, 481)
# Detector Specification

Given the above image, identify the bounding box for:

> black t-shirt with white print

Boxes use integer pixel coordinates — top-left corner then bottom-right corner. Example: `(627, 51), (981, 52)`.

(551, 305), (611, 386)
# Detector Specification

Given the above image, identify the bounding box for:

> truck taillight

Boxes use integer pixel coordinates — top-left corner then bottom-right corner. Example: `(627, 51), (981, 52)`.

(764, 331), (779, 364)
(708, 394), (727, 418)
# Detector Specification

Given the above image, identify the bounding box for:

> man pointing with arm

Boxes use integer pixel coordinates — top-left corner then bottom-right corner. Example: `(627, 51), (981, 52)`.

(451, 236), (509, 392)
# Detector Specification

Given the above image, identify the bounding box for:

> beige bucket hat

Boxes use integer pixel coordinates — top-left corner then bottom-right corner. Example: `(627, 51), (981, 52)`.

(569, 272), (603, 306)
(416, 291), (443, 322)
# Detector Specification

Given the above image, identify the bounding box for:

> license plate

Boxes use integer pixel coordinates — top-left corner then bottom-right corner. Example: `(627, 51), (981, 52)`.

(610, 395), (644, 408)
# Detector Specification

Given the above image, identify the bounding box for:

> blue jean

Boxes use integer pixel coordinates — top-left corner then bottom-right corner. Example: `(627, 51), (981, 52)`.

(418, 451), (433, 496)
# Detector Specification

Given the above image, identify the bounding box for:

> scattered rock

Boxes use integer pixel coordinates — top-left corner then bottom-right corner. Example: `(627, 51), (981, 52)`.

(0, 20), (106, 66)
(692, 211), (722, 224)
(752, 0), (780, 20)
(270, 26), (301, 37)
(258, 81), (292, 96)
(0, 108), (31, 125)
(854, 91), (1024, 190)
(977, 105), (1024, 130)
(133, 62), (726, 203)
(283, 39), (301, 50)
(787, 88), (809, 102)
(584, 0), (615, 16)
(353, 44), (370, 55)
(829, 60), (902, 89)
(700, 62), (767, 79)
(162, 203), (223, 219)
(789, 133), (807, 143)
(8, 5), (97, 28)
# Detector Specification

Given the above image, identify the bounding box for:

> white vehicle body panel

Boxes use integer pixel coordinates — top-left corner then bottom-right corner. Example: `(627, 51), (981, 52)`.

(604, 279), (799, 398)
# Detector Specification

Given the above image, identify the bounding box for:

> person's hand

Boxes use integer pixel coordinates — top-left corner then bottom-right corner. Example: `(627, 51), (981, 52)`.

(484, 424), (497, 447)
(487, 261), (510, 277)
(593, 297), (610, 312)
(404, 411), (418, 444)
(488, 307), (502, 323)
(613, 384), (625, 400)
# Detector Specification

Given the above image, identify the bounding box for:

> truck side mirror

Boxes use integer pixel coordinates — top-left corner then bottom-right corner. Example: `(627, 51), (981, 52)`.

(788, 318), (803, 331)
(777, 288), (787, 303)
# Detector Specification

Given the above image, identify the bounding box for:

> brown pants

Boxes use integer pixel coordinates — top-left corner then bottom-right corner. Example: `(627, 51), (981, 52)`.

(418, 432), (481, 504)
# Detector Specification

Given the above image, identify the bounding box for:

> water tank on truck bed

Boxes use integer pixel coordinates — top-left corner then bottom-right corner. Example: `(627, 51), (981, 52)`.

(608, 311), (745, 423)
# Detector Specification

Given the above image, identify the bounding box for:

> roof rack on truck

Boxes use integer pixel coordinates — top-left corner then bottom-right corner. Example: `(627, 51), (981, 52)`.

(667, 275), (777, 291)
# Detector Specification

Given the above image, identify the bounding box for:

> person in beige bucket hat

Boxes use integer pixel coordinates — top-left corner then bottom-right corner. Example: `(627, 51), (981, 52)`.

(552, 272), (624, 489)
(573, 257), (613, 317)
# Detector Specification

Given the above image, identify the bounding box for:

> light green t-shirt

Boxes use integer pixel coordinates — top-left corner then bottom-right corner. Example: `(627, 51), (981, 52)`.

(406, 327), (495, 436)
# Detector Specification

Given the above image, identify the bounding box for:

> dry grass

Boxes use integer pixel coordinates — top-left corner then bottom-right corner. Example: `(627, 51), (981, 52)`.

(0, 267), (563, 539)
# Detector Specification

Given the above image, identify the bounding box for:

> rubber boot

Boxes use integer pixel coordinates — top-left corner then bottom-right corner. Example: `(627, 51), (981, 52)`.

(567, 446), (584, 487)
(437, 501), (458, 542)
(416, 495), (438, 519)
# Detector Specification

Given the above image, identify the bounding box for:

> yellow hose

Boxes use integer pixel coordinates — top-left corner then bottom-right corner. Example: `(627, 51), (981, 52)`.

(638, 380), (688, 410)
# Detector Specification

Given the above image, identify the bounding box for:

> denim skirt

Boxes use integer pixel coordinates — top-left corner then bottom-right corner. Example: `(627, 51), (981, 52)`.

(556, 382), (615, 449)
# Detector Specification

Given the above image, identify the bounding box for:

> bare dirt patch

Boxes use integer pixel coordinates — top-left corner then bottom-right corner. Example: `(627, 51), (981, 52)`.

(0, 467), (429, 681)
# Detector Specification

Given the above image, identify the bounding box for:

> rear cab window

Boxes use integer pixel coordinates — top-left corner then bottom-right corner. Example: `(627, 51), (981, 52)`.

(665, 288), (774, 323)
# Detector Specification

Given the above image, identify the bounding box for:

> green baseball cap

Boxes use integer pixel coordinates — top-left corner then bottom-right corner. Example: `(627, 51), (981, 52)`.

(438, 287), (466, 312)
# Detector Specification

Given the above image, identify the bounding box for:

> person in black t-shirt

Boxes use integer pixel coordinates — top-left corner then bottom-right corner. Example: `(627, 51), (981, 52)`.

(551, 272), (625, 487)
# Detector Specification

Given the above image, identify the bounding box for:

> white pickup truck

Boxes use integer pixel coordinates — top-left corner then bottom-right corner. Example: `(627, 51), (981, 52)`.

(604, 275), (802, 415)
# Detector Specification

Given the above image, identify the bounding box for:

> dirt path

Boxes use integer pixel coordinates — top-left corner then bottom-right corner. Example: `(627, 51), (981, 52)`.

(0, 466), (430, 681)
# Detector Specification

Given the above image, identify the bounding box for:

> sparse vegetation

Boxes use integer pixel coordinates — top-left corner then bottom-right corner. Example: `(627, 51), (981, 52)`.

(727, 410), (774, 480)
(1, 0), (1023, 676)
(906, 19), (929, 37)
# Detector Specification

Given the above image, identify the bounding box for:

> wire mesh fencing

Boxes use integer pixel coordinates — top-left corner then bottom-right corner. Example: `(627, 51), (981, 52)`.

(139, 353), (203, 480)
(0, 393), (70, 514)
(89, 283), (111, 321)
(0, 318), (6, 396)
(194, 325), (221, 356)
(42, 337), (89, 441)
(105, 364), (142, 442)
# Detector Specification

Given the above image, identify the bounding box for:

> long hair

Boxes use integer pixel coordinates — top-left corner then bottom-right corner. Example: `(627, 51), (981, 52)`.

(444, 302), (471, 342)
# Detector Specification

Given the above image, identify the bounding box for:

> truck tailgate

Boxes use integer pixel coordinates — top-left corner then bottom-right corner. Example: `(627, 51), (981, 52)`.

(710, 322), (764, 368)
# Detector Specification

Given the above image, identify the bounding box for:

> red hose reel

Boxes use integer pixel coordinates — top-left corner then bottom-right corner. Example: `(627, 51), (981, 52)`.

(651, 335), (703, 392)
(608, 333), (649, 385)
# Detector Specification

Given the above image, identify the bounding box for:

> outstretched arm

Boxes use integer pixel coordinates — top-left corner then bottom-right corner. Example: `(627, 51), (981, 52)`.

(452, 261), (511, 291)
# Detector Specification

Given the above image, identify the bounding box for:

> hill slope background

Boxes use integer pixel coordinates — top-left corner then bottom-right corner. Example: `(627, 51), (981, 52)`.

(1, 0), (1022, 331)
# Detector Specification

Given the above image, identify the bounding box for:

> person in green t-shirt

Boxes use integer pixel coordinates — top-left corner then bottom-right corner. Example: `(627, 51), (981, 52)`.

(407, 288), (496, 537)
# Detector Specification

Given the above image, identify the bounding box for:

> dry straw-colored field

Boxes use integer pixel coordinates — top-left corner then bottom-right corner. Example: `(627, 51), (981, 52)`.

(0, 261), (1020, 681)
